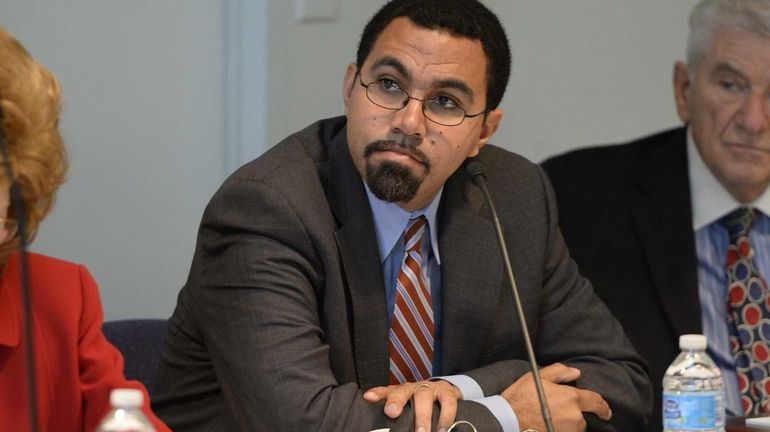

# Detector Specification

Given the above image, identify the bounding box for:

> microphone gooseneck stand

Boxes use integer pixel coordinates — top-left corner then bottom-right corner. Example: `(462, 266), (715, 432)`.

(0, 103), (38, 432)
(466, 160), (556, 432)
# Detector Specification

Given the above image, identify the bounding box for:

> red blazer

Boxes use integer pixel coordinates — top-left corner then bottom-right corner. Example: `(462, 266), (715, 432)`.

(0, 252), (170, 431)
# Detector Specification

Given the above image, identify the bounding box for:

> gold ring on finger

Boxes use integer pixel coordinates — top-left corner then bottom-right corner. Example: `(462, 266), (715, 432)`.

(414, 383), (432, 392)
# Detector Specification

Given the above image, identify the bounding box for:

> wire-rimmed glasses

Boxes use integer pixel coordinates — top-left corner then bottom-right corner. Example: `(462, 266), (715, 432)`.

(358, 76), (486, 126)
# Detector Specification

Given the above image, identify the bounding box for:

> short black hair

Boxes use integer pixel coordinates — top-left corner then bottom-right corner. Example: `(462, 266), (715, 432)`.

(356, 0), (511, 111)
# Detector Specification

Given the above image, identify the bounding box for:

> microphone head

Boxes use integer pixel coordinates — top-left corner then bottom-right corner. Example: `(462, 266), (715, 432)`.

(465, 159), (486, 184)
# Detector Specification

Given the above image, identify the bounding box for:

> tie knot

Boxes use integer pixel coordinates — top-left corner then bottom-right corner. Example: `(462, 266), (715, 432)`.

(721, 207), (755, 241)
(404, 216), (427, 252)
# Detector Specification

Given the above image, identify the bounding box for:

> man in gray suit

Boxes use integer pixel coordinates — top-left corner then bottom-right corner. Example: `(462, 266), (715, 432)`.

(153, 1), (651, 431)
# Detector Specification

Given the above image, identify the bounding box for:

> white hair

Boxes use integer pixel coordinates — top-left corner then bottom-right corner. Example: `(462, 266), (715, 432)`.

(687, 0), (770, 68)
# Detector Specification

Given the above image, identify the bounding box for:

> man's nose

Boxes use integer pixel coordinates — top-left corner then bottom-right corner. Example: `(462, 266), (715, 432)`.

(390, 97), (427, 140)
(736, 92), (770, 134)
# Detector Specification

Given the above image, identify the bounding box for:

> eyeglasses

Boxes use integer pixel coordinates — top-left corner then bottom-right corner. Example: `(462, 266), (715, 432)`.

(0, 217), (17, 244)
(358, 76), (486, 127)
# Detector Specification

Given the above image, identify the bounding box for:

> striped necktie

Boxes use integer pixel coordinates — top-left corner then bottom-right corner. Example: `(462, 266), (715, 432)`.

(388, 216), (434, 384)
(724, 207), (770, 415)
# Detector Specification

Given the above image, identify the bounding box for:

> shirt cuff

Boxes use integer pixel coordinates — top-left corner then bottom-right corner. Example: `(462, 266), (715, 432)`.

(475, 395), (520, 432)
(433, 374), (485, 400)
(434, 375), (519, 431)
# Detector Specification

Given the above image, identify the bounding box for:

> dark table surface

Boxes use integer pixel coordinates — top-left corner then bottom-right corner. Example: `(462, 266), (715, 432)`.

(727, 416), (770, 431)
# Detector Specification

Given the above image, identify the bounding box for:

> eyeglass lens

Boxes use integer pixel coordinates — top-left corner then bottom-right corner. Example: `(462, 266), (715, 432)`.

(365, 81), (467, 126)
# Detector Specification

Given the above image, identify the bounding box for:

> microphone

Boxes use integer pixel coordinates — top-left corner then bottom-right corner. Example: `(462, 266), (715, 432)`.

(465, 160), (555, 432)
(0, 101), (38, 432)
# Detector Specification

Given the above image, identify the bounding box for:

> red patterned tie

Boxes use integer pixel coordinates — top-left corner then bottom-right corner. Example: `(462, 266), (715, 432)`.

(388, 216), (434, 384)
(724, 208), (770, 415)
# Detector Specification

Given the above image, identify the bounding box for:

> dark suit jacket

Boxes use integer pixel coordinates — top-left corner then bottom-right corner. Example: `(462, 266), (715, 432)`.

(542, 127), (701, 432)
(153, 116), (651, 431)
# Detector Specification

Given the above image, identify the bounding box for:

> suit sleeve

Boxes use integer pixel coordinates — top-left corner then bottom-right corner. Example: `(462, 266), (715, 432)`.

(76, 265), (171, 432)
(462, 167), (653, 431)
(174, 178), (388, 431)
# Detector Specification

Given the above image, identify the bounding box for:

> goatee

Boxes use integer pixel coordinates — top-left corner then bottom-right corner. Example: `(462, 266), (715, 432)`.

(363, 140), (430, 203)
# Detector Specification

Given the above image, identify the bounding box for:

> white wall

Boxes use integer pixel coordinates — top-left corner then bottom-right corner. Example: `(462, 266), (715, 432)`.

(503, 1), (696, 161)
(2, 1), (232, 319)
(265, 0), (697, 161)
(266, 0), (390, 147)
(2, 1), (698, 319)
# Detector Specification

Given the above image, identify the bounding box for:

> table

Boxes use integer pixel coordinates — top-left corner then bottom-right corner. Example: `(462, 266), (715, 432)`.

(727, 417), (770, 431)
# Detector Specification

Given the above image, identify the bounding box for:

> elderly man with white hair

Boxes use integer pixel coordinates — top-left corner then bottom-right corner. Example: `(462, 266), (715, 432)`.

(544, 0), (770, 429)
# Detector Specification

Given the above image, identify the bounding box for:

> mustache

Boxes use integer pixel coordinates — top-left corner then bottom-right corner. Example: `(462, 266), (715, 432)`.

(363, 140), (429, 166)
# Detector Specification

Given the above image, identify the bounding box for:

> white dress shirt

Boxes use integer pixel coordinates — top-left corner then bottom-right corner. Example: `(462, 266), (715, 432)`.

(688, 129), (770, 416)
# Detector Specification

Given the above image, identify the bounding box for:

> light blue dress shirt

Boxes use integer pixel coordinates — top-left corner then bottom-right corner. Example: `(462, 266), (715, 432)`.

(364, 184), (520, 431)
(688, 131), (770, 416)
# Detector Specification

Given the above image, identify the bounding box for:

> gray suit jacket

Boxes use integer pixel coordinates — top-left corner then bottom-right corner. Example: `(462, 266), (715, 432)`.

(152, 116), (652, 431)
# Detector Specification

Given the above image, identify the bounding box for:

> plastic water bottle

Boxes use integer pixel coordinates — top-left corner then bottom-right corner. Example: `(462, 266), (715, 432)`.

(95, 388), (155, 432)
(662, 334), (725, 432)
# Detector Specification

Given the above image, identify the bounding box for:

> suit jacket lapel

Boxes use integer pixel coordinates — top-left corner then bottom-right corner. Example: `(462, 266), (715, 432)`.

(438, 167), (504, 375)
(0, 254), (20, 348)
(327, 127), (390, 388)
(630, 127), (701, 338)
(327, 130), (507, 382)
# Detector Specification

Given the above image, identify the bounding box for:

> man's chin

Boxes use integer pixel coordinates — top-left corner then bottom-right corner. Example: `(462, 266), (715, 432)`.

(364, 160), (423, 203)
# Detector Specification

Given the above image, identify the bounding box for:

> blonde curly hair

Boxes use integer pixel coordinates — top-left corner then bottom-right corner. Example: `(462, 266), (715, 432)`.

(0, 27), (68, 269)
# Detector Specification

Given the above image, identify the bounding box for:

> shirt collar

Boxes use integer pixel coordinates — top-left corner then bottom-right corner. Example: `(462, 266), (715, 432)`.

(365, 182), (442, 265)
(688, 127), (770, 230)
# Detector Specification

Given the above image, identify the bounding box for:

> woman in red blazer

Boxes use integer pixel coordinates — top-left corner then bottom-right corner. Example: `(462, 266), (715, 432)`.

(0, 28), (169, 431)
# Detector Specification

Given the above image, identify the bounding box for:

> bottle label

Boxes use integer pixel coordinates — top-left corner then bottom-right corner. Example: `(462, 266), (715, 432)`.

(663, 391), (723, 430)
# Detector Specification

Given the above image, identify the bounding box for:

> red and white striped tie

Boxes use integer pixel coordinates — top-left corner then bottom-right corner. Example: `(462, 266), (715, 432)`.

(388, 216), (434, 384)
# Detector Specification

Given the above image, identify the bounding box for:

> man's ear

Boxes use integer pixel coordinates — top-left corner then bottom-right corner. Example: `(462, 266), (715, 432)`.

(342, 63), (358, 115)
(468, 108), (503, 157)
(673, 61), (693, 124)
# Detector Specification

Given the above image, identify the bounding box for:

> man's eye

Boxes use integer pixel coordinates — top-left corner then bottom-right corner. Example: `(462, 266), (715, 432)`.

(719, 79), (743, 93)
(380, 79), (401, 92)
(431, 95), (459, 109)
